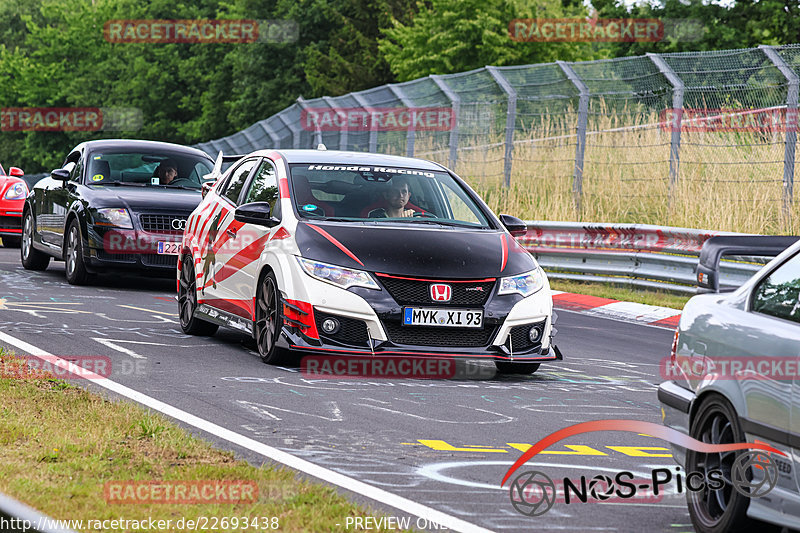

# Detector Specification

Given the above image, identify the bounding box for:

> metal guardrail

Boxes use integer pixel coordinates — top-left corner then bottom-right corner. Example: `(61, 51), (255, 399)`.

(0, 491), (78, 533)
(519, 221), (771, 294)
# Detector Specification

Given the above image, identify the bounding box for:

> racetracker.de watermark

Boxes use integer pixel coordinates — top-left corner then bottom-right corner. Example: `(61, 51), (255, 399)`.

(509, 18), (703, 42)
(104, 480), (260, 504)
(660, 107), (799, 132)
(300, 107), (455, 132)
(1, 107), (142, 132)
(0, 355), (147, 380)
(301, 355), (496, 380)
(103, 19), (298, 44)
(661, 356), (800, 380)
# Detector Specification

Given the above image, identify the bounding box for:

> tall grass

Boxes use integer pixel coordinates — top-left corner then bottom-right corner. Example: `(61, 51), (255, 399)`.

(416, 108), (798, 235)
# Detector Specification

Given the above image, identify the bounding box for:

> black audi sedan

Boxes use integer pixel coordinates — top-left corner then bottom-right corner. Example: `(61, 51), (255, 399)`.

(21, 139), (214, 284)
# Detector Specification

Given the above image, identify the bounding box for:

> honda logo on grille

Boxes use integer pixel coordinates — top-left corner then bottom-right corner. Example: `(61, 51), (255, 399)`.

(430, 284), (452, 302)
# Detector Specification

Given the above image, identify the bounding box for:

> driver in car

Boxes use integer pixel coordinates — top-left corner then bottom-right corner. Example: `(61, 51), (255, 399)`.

(155, 160), (179, 185)
(368, 177), (417, 218)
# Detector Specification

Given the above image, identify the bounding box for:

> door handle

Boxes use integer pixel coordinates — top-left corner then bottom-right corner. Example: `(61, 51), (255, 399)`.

(226, 229), (237, 238)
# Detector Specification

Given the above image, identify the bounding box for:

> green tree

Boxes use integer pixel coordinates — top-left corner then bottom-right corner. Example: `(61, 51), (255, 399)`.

(378, 0), (593, 81)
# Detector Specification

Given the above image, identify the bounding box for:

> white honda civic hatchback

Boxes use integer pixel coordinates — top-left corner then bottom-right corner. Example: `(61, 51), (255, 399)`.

(177, 149), (560, 374)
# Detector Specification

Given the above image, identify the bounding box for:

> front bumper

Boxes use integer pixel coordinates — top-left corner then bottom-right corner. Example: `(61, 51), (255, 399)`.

(0, 207), (22, 236)
(274, 265), (559, 363)
(657, 380), (696, 466)
(86, 226), (182, 272)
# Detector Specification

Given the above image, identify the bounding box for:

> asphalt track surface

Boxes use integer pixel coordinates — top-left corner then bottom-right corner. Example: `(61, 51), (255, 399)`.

(0, 246), (694, 533)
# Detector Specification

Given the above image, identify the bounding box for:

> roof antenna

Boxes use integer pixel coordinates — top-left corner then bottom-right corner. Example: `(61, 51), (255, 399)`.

(316, 143), (327, 151)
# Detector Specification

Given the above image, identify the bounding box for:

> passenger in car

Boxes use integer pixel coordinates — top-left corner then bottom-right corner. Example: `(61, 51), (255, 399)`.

(366, 177), (419, 218)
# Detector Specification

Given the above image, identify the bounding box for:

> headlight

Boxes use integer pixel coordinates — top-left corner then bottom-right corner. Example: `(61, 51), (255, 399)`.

(4, 182), (27, 200)
(296, 257), (379, 290)
(94, 208), (133, 229)
(498, 269), (545, 297)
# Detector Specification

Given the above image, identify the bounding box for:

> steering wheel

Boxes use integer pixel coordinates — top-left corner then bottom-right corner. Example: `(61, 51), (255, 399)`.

(169, 178), (195, 187)
(413, 211), (437, 218)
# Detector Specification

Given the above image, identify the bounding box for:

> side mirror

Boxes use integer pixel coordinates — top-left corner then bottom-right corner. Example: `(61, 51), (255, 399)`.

(499, 214), (527, 237)
(201, 180), (216, 199)
(51, 169), (70, 181)
(9, 167), (23, 177)
(235, 202), (278, 227)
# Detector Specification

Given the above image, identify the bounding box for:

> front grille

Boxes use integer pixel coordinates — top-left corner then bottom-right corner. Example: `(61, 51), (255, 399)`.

(142, 254), (179, 267)
(377, 275), (495, 306)
(0, 216), (21, 230)
(97, 251), (136, 262)
(508, 320), (546, 352)
(139, 214), (187, 235)
(315, 311), (370, 347)
(382, 320), (497, 348)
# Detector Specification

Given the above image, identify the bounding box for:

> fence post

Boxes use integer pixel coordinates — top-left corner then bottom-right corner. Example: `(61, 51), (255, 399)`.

(351, 93), (378, 152)
(275, 110), (301, 149)
(760, 44), (797, 223)
(431, 74), (460, 170)
(648, 53), (684, 192)
(321, 96), (348, 151)
(259, 119), (282, 149)
(557, 61), (588, 213)
(387, 84), (416, 157)
(486, 66), (517, 188)
(296, 97), (322, 147)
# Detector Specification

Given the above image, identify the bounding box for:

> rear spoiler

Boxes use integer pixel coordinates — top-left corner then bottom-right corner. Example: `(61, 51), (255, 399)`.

(696, 235), (799, 293)
(202, 152), (246, 182)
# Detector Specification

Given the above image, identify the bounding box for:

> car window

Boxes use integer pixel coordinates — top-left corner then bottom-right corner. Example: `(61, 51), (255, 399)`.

(288, 163), (492, 228)
(70, 159), (83, 183)
(221, 158), (257, 204)
(752, 251), (800, 324)
(244, 160), (280, 217)
(85, 151), (213, 188)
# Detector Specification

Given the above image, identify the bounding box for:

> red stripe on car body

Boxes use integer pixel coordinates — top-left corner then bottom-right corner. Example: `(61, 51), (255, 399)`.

(306, 224), (364, 266)
(375, 273), (496, 283)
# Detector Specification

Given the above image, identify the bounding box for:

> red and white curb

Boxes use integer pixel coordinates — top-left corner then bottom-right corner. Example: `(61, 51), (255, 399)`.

(551, 291), (681, 329)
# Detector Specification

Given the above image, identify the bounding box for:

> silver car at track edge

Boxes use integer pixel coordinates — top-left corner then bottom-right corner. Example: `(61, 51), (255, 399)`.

(659, 238), (800, 533)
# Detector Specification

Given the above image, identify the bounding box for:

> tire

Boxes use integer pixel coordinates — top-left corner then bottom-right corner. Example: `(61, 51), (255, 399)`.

(686, 395), (754, 533)
(495, 361), (540, 375)
(254, 271), (290, 365)
(20, 212), (50, 271)
(178, 255), (218, 336)
(3, 235), (21, 248)
(64, 220), (90, 285)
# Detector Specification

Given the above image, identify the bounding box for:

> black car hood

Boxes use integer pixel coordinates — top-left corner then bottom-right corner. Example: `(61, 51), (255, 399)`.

(296, 221), (535, 278)
(87, 185), (201, 212)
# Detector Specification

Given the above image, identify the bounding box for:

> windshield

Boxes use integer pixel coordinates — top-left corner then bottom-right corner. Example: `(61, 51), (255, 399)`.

(289, 163), (492, 229)
(85, 151), (214, 189)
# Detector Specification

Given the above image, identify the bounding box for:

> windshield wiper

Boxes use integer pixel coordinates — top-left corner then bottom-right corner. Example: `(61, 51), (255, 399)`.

(149, 184), (199, 191)
(399, 219), (483, 229)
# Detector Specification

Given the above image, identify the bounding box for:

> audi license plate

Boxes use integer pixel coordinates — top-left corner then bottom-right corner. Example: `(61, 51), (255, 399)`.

(157, 241), (181, 255)
(402, 307), (483, 328)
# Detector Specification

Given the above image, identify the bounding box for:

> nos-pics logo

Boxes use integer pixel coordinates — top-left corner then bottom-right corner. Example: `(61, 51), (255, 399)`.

(500, 420), (782, 517)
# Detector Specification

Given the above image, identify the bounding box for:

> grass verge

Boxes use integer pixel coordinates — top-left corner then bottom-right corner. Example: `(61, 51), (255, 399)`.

(0, 349), (408, 532)
(549, 279), (692, 310)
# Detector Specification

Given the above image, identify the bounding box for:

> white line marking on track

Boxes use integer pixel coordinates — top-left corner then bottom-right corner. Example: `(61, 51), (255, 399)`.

(92, 338), (146, 359)
(237, 400), (345, 422)
(0, 331), (493, 533)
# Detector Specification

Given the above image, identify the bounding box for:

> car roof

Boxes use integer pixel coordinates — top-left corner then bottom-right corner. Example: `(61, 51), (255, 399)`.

(73, 139), (214, 159)
(249, 149), (448, 171)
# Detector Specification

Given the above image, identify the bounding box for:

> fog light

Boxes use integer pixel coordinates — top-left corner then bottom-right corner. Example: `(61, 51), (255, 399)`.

(528, 326), (542, 343)
(321, 318), (340, 334)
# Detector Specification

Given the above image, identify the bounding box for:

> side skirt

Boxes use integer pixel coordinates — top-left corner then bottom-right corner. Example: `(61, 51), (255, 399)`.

(196, 303), (253, 335)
